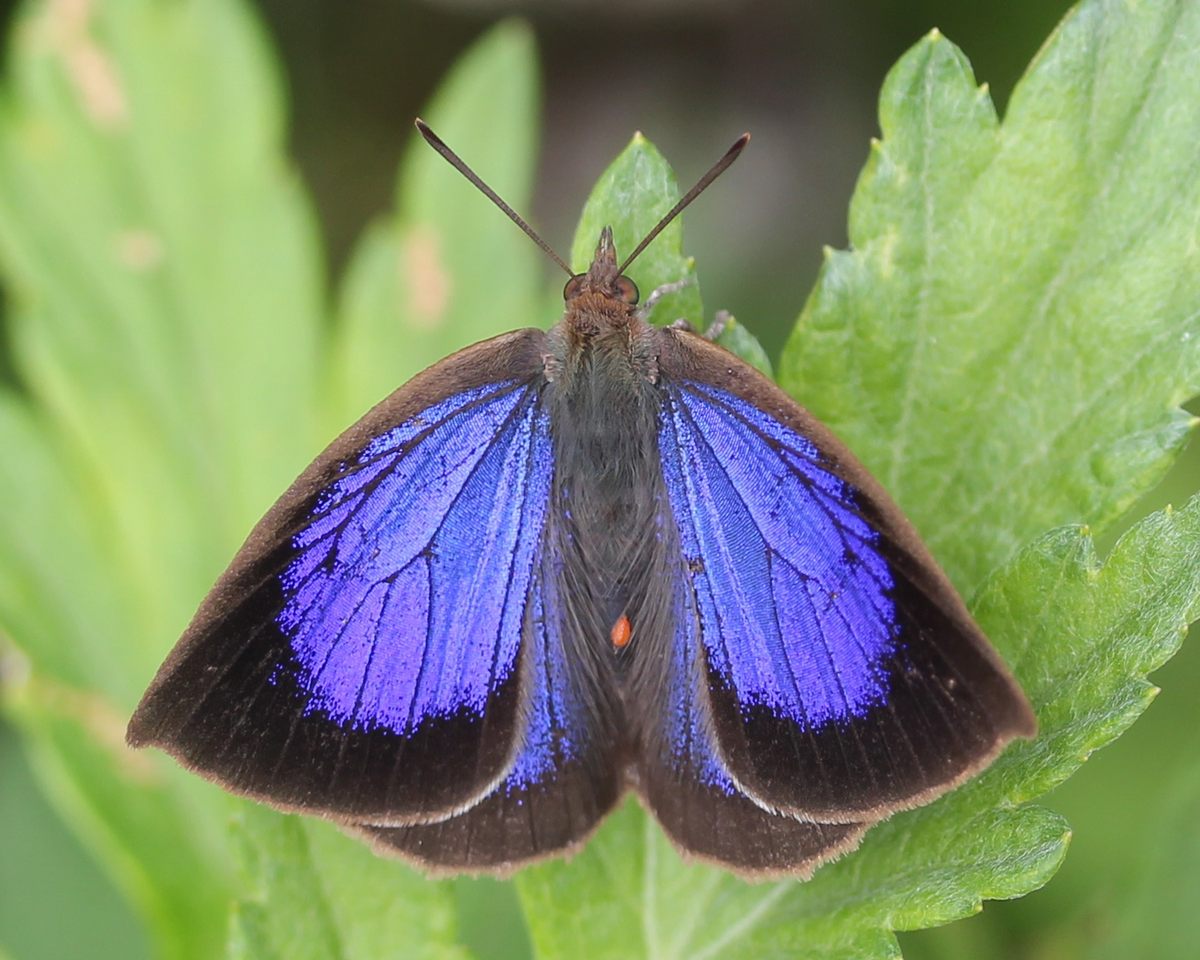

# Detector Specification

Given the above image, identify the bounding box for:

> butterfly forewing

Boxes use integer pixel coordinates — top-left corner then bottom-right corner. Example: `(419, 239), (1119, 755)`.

(127, 331), (562, 824)
(652, 331), (1036, 823)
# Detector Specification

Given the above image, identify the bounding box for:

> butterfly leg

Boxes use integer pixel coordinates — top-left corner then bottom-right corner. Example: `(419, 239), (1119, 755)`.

(702, 308), (731, 341)
(638, 278), (693, 322)
(668, 309), (732, 341)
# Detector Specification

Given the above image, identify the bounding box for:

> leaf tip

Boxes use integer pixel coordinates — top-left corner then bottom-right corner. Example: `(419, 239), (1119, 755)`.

(473, 16), (537, 68)
(927, 26), (943, 43)
(492, 16), (534, 43)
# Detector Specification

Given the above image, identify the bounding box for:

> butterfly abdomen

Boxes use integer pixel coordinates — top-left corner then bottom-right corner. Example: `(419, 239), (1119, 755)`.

(542, 315), (675, 663)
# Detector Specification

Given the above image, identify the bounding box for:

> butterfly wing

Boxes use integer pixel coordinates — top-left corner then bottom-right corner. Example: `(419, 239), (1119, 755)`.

(633, 569), (868, 875)
(653, 331), (1036, 824)
(127, 331), (565, 824)
(359, 535), (626, 871)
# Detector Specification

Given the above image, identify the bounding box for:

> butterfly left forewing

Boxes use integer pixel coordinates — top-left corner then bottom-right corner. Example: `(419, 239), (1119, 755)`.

(654, 330), (1035, 824)
(128, 331), (559, 825)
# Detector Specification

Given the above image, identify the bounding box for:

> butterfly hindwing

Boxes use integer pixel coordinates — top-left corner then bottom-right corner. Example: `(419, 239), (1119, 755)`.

(654, 332), (1036, 823)
(127, 331), (560, 824)
(634, 566), (868, 876)
(359, 537), (626, 870)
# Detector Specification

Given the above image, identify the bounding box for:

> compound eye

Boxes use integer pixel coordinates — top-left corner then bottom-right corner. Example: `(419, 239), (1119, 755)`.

(615, 276), (639, 304)
(563, 275), (585, 301)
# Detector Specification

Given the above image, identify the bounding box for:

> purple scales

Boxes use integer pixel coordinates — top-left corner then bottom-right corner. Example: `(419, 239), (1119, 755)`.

(660, 381), (898, 732)
(276, 382), (552, 736)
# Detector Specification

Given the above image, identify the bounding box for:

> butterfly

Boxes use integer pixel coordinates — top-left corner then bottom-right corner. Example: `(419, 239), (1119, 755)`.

(126, 121), (1036, 877)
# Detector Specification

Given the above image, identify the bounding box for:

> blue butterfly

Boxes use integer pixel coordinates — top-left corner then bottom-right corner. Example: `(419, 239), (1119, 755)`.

(127, 123), (1034, 877)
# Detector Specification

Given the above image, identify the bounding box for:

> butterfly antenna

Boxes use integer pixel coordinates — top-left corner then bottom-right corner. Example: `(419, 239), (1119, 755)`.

(618, 132), (750, 274)
(415, 119), (574, 277)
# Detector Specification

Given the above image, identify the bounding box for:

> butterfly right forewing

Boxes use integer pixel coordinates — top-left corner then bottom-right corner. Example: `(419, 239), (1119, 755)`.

(651, 330), (1035, 824)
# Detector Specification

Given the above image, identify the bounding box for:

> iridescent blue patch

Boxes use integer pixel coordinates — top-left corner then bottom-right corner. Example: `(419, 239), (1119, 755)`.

(496, 557), (586, 791)
(276, 382), (553, 734)
(659, 381), (898, 729)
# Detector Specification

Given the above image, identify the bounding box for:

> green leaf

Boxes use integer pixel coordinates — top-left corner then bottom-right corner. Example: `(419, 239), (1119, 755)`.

(780, 2), (1200, 595)
(0, 0), (324, 955)
(0, 14), (541, 960)
(330, 19), (541, 428)
(5, 683), (229, 960)
(1101, 763), (1200, 959)
(228, 809), (466, 960)
(517, 499), (1200, 959)
(0, 713), (150, 960)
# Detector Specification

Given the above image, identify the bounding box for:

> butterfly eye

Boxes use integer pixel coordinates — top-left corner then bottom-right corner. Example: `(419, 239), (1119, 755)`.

(615, 276), (639, 305)
(563, 275), (585, 301)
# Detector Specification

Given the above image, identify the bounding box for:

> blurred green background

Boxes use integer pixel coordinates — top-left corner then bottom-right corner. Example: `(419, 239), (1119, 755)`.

(0, 1), (1196, 958)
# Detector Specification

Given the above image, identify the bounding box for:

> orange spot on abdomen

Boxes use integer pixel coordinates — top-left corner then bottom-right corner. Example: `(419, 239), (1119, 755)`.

(610, 614), (632, 649)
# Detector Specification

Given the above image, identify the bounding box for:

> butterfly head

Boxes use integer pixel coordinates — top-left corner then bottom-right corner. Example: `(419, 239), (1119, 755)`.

(563, 227), (640, 306)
